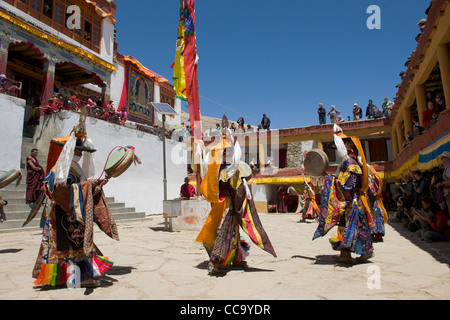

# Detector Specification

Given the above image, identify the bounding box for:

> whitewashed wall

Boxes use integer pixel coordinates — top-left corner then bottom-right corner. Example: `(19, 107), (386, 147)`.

(0, 94), (25, 173)
(34, 111), (186, 215)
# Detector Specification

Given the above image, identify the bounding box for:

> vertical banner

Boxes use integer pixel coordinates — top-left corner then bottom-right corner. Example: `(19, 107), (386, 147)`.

(173, 0), (201, 140)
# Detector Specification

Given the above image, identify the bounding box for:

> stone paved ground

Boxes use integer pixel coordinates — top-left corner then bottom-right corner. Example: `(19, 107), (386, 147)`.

(0, 213), (449, 301)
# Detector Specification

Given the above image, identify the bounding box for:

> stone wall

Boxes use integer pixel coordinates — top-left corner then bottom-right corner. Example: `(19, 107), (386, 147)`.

(286, 140), (314, 169)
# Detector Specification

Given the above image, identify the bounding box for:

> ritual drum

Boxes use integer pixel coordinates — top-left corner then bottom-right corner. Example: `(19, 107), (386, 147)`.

(303, 149), (329, 176)
(105, 147), (135, 178)
(238, 161), (252, 178)
(0, 169), (21, 189)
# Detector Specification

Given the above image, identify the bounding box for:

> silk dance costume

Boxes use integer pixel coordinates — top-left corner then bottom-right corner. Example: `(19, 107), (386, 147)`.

(32, 111), (119, 288)
(299, 181), (319, 222)
(196, 116), (277, 275)
(313, 125), (386, 262)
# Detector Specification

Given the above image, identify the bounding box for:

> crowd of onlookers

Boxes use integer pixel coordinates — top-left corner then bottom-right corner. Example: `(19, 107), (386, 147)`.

(0, 74), (22, 97)
(29, 92), (129, 126)
(317, 97), (394, 125)
(402, 92), (446, 149)
(389, 151), (450, 243)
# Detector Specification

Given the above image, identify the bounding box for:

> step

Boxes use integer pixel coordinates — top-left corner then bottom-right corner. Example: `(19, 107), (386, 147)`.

(1, 184), (26, 192)
(2, 129), (145, 232)
(0, 211), (148, 232)
(1, 199), (125, 209)
(0, 190), (27, 198)
(2, 203), (133, 219)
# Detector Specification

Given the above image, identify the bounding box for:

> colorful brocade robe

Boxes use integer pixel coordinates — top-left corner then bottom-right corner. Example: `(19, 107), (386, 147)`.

(196, 135), (276, 269)
(313, 157), (374, 255)
(32, 167), (119, 287)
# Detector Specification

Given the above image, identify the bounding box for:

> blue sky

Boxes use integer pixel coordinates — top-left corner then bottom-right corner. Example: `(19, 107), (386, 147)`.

(115, 0), (429, 129)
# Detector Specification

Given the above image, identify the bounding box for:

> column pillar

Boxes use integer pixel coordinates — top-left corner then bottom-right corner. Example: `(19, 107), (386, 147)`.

(437, 44), (450, 109)
(40, 57), (57, 115)
(395, 120), (404, 153)
(102, 83), (111, 109)
(415, 84), (427, 126)
(403, 106), (412, 135)
(0, 36), (10, 75)
(392, 128), (399, 158)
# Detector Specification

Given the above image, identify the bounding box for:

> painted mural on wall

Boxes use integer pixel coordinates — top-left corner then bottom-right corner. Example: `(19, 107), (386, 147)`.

(125, 64), (155, 126)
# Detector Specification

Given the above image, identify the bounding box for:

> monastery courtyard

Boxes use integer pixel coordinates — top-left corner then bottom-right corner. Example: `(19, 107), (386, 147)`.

(0, 213), (449, 301)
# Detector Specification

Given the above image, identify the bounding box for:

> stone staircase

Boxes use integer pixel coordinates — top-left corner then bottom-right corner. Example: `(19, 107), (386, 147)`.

(0, 135), (147, 233)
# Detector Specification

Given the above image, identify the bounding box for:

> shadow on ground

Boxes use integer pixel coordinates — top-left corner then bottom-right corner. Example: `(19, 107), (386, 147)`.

(195, 260), (275, 277)
(388, 221), (450, 267)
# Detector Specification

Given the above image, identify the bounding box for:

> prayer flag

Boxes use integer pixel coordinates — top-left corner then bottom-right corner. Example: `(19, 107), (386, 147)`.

(173, 0), (202, 139)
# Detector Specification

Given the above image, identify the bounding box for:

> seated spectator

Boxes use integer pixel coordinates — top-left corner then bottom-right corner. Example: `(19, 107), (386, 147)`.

(422, 101), (438, 128)
(435, 95), (446, 113)
(180, 177), (196, 199)
(403, 131), (414, 148)
(0, 74), (5, 89)
(402, 203), (421, 232)
(237, 117), (245, 131)
(415, 197), (450, 242)
(411, 116), (424, 138)
(431, 171), (446, 210)
(381, 97), (393, 117)
(43, 98), (59, 114)
(372, 105), (383, 119)
(413, 171), (430, 209)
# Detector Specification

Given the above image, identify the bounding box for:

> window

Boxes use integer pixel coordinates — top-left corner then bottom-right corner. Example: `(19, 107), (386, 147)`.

(92, 26), (100, 47)
(43, 0), (53, 18)
(84, 20), (92, 41)
(30, 0), (40, 11)
(54, 2), (63, 25)
(92, 18), (101, 47)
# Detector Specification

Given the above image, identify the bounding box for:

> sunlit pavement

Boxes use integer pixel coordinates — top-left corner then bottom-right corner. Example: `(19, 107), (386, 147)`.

(1, 213), (449, 300)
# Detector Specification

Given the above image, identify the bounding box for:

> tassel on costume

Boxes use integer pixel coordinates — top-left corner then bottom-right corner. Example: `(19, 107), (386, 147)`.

(33, 254), (113, 287)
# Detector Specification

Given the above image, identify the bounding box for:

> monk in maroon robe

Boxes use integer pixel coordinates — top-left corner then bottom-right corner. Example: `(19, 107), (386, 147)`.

(180, 177), (196, 199)
(26, 149), (45, 204)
